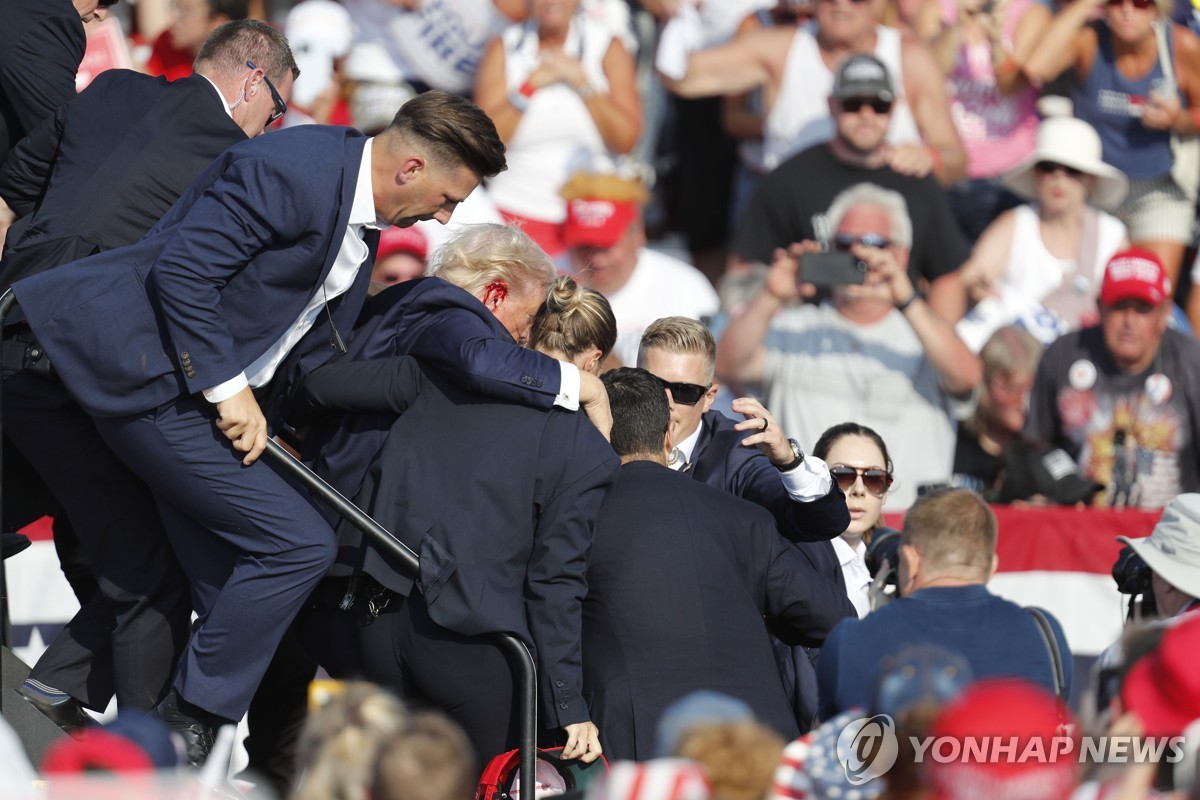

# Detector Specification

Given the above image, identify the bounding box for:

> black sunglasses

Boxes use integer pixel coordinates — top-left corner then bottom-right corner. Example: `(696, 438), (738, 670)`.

(1034, 161), (1084, 178)
(247, 61), (287, 125)
(97, 0), (120, 7)
(834, 233), (892, 250)
(659, 379), (711, 406)
(830, 465), (893, 497)
(839, 97), (893, 115)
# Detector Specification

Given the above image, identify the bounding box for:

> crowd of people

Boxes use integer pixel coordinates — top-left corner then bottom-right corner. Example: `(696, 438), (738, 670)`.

(3, 0), (1200, 797)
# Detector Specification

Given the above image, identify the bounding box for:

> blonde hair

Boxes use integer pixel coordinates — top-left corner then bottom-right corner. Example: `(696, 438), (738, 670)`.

(371, 712), (475, 800)
(638, 317), (717, 383)
(902, 488), (997, 577)
(963, 325), (1043, 440)
(675, 722), (785, 800)
(430, 223), (555, 300)
(529, 275), (617, 361)
(290, 683), (409, 800)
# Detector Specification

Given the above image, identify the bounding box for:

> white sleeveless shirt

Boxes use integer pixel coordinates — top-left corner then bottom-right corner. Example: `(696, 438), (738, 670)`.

(487, 17), (616, 223)
(762, 25), (921, 170)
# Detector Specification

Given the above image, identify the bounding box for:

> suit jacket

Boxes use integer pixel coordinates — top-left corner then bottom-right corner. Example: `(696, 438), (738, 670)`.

(292, 276), (569, 501)
(12, 126), (375, 418)
(689, 410), (849, 542)
(0, 70), (247, 289)
(300, 354), (619, 729)
(583, 461), (858, 760)
(0, 0), (85, 160)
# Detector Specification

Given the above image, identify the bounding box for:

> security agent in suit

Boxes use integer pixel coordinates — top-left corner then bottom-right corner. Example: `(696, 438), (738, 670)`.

(0, 0), (112, 160)
(583, 368), (857, 760)
(1, 21), (294, 729)
(636, 317), (848, 543)
(10, 91), (506, 764)
(295, 230), (618, 767)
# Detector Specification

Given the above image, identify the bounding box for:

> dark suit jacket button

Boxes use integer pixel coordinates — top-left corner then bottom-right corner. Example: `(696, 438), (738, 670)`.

(520, 375), (531, 386)
(555, 680), (565, 688)
(559, 703), (569, 710)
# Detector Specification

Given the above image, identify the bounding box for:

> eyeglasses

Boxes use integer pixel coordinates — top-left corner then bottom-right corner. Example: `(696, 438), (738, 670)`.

(247, 61), (287, 125)
(659, 379), (711, 406)
(834, 233), (892, 250)
(1034, 161), (1085, 178)
(97, 0), (120, 7)
(1106, 0), (1155, 9)
(839, 97), (893, 115)
(830, 465), (893, 496)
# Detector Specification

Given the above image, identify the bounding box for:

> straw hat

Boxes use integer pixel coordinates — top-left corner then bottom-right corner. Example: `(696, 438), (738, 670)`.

(1002, 117), (1129, 211)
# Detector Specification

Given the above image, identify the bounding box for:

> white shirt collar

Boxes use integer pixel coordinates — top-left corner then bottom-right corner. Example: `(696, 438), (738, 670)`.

(198, 74), (235, 119)
(352, 138), (383, 228)
(674, 423), (704, 466)
(831, 536), (867, 568)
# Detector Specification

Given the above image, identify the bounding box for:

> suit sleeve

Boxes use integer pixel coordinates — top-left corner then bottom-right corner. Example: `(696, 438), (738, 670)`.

(0, 102), (66, 218)
(1, 12), (82, 142)
(816, 621), (849, 721)
(759, 519), (858, 648)
(297, 356), (424, 419)
(399, 305), (564, 409)
(146, 155), (324, 391)
(729, 453), (849, 542)
(525, 421), (619, 728)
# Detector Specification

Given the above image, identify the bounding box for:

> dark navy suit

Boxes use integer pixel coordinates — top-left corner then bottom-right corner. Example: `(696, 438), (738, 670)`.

(0, 0), (84, 160)
(817, 584), (1073, 719)
(13, 126), (377, 721)
(0, 69), (247, 712)
(300, 352), (617, 762)
(583, 461), (856, 760)
(689, 410), (849, 542)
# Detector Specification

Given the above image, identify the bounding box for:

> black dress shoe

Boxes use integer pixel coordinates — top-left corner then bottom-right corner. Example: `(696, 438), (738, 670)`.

(17, 683), (90, 732)
(154, 689), (215, 767)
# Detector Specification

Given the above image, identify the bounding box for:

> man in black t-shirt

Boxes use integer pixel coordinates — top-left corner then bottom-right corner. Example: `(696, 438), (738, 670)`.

(730, 55), (969, 322)
(1025, 249), (1200, 509)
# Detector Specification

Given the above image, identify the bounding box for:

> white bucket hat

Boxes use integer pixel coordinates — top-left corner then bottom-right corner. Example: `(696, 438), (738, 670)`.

(1117, 493), (1200, 599)
(1002, 116), (1129, 212)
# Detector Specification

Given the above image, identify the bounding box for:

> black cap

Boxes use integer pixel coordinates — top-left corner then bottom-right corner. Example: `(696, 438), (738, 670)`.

(832, 54), (896, 102)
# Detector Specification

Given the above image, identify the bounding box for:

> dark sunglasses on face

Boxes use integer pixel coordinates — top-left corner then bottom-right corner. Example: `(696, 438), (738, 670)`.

(1106, 0), (1155, 9)
(834, 233), (892, 250)
(830, 465), (893, 496)
(1034, 161), (1085, 178)
(659, 379), (711, 406)
(247, 61), (287, 125)
(839, 97), (893, 115)
(97, 0), (120, 7)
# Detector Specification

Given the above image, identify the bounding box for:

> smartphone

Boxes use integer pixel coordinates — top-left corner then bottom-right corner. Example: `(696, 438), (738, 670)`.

(802, 251), (868, 287)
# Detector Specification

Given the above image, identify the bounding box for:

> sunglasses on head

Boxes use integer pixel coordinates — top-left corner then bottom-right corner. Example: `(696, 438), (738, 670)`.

(834, 233), (891, 250)
(839, 97), (893, 115)
(1106, 0), (1155, 9)
(247, 61), (287, 125)
(1034, 161), (1085, 178)
(830, 465), (892, 496)
(659, 379), (711, 406)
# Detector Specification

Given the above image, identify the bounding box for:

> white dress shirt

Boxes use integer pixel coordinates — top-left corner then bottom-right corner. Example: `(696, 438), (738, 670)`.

(832, 536), (872, 619)
(204, 139), (382, 403)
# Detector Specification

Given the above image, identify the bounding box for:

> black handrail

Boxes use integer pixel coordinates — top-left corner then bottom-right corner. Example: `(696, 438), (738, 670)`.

(261, 439), (539, 795)
(0, 289), (15, 656)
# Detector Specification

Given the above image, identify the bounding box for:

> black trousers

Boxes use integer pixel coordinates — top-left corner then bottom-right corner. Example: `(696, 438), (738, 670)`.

(307, 589), (520, 770)
(3, 371), (190, 710)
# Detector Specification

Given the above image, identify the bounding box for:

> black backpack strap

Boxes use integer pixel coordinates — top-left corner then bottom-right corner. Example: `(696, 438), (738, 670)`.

(1028, 607), (1066, 700)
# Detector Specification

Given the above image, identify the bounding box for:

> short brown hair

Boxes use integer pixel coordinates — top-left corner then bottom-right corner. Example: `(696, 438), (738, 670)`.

(638, 317), (717, 382)
(195, 19), (298, 83)
(529, 276), (617, 362)
(387, 91), (506, 180)
(675, 721), (785, 800)
(902, 488), (996, 576)
(371, 712), (475, 800)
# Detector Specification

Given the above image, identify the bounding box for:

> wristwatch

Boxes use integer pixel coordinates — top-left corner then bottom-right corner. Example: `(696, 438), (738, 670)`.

(775, 438), (805, 472)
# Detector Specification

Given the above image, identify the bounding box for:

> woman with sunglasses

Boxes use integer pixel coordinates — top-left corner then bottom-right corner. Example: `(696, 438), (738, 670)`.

(803, 422), (895, 619)
(956, 115), (1130, 348)
(528, 274), (617, 376)
(1025, 0), (1200, 287)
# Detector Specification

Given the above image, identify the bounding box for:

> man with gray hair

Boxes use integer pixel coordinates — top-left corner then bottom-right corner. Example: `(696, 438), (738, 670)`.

(718, 184), (981, 508)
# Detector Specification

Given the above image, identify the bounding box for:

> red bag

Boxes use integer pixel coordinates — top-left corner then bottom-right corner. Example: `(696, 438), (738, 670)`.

(477, 746), (609, 800)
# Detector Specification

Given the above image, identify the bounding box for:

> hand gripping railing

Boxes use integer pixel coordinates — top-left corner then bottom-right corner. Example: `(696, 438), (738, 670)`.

(261, 439), (539, 796)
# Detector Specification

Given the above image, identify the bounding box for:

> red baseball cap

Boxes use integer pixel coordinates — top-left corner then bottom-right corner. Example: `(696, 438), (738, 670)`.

(1100, 248), (1171, 307)
(377, 226), (428, 263)
(562, 198), (638, 249)
(1121, 614), (1200, 737)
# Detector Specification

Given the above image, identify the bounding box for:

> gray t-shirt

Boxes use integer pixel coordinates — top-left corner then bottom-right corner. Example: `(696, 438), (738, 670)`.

(1024, 326), (1200, 509)
(762, 302), (973, 509)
